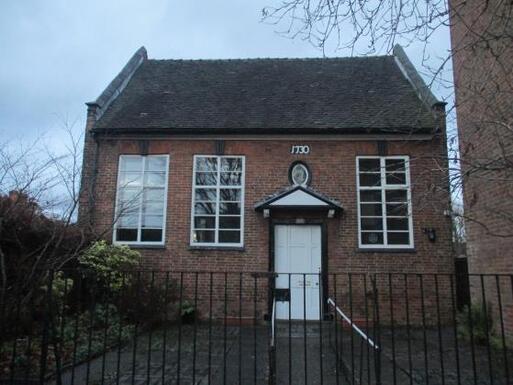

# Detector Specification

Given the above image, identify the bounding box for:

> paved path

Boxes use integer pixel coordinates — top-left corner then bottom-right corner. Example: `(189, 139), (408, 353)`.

(49, 324), (512, 385)
(273, 321), (340, 385)
(53, 325), (269, 385)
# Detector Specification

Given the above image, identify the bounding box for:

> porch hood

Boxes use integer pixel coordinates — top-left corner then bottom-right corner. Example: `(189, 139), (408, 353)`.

(254, 185), (343, 217)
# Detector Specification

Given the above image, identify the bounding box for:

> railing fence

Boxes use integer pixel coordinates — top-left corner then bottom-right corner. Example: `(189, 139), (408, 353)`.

(0, 270), (511, 385)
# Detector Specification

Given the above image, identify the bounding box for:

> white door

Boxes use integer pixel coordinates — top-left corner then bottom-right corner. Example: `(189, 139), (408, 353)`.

(274, 225), (322, 320)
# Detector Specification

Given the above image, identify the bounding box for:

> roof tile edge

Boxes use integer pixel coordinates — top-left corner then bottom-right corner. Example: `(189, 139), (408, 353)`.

(393, 44), (441, 108)
(86, 46), (147, 121)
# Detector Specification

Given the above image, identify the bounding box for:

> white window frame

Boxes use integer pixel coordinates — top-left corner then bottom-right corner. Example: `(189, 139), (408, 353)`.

(113, 154), (169, 246)
(190, 155), (245, 247)
(356, 155), (414, 249)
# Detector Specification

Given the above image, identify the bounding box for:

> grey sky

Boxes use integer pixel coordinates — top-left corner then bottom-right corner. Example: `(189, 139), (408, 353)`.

(0, 0), (452, 146)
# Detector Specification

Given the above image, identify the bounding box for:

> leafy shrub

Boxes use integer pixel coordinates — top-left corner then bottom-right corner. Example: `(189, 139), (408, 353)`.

(457, 302), (501, 349)
(0, 303), (136, 377)
(79, 240), (140, 293)
(180, 300), (196, 324)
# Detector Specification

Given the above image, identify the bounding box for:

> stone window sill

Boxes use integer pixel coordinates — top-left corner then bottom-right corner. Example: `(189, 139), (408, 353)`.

(188, 246), (246, 252)
(128, 244), (167, 250)
(357, 248), (417, 254)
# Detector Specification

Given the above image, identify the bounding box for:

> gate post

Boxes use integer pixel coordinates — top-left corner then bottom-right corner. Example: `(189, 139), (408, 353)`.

(39, 270), (54, 385)
(268, 272), (277, 385)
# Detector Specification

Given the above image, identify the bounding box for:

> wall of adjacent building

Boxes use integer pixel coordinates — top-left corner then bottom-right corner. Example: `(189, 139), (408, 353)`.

(450, 0), (513, 337)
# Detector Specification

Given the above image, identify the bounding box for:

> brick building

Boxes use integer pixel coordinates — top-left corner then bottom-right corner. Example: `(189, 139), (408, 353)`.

(450, 0), (513, 272)
(79, 46), (453, 321)
(450, 0), (513, 335)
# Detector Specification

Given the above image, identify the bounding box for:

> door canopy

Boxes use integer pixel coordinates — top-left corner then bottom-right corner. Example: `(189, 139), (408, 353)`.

(254, 185), (343, 218)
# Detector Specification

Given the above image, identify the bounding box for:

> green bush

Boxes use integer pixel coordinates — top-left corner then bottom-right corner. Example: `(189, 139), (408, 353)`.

(79, 240), (140, 293)
(457, 302), (502, 349)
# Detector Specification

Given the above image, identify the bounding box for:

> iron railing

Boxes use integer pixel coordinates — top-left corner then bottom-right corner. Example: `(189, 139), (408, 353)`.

(0, 270), (512, 385)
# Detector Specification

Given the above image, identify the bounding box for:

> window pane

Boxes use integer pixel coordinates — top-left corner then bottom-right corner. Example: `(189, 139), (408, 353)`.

(386, 172), (406, 185)
(194, 202), (216, 215)
(386, 203), (408, 216)
(219, 202), (241, 215)
(141, 229), (162, 242)
(119, 186), (140, 201)
(142, 215), (163, 228)
(361, 218), (383, 231)
(146, 157), (167, 171)
(195, 188), (217, 201)
(387, 218), (409, 230)
(118, 188), (141, 213)
(359, 173), (381, 187)
(385, 159), (405, 172)
(386, 190), (407, 203)
(193, 230), (215, 243)
(387, 232), (410, 245)
(360, 190), (382, 203)
(219, 231), (241, 243)
(144, 172), (166, 186)
(360, 203), (382, 216)
(221, 158), (242, 171)
(196, 157), (218, 172)
(120, 157), (143, 172)
(194, 216), (216, 229)
(220, 189), (241, 202)
(116, 228), (138, 242)
(195, 172), (217, 186)
(143, 201), (164, 215)
(119, 172), (142, 187)
(143, 188), (164, 202)
(359, 159), (380, 172)
(118, 214), (138, 227)
(219, 216), (241, 229)
(361, 232), (384, 245)
(220, 172), (242, 186)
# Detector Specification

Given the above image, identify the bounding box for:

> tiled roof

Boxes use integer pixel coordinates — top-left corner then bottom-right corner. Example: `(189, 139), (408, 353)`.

(92, 50), (440, 135)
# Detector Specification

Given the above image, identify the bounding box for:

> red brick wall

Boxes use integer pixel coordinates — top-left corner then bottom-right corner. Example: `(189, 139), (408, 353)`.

(450, 0), (513, 337)
(79, 133), (454, 322)
(451, 0), (513, 273)
(82, 138), (452, 272)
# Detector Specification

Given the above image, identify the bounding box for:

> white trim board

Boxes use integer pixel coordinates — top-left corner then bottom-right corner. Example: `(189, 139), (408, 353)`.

(269, 189), (329, 207)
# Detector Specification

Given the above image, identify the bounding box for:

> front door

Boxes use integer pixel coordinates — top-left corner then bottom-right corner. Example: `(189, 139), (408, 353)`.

(274, 225), (322, 320)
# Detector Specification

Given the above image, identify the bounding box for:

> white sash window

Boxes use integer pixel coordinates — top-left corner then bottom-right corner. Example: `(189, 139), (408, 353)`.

(357, 156), (413, 248)
(191, 155), (245, 247)
(114, 155), (169, 245)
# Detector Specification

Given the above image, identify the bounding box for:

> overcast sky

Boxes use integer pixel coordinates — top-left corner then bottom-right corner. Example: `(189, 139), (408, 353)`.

(0, 0), (453, 146)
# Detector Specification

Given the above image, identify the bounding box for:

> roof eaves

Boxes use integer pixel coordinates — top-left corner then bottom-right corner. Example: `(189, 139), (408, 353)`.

(91, 125), (436, 136)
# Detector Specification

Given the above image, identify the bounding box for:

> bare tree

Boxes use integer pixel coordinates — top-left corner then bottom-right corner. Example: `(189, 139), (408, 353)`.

(263, 0), (513, 242)
(0, 123), (91, 306)
(0, 121), (151, 308)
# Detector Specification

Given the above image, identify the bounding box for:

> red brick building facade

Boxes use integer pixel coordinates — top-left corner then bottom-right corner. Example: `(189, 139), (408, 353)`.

(451, 0), (513, 335)
(451, 0), (513, 273)
(79, 47), (454, 322)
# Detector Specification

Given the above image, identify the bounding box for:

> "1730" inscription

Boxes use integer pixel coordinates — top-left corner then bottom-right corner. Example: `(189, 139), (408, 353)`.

(290, 145), (310, 155)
